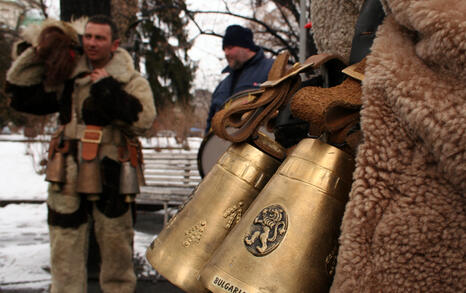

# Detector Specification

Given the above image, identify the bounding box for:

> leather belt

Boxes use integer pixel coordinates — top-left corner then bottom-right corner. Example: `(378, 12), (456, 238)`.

(65, 124), (116, 144)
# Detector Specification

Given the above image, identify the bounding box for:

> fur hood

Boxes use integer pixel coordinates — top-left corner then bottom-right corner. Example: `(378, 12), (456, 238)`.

(331, 0), (465, 292)
(11, 18), (84, 60)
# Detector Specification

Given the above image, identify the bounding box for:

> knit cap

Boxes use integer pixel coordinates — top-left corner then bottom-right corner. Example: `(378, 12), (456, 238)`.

(222, 25), (259, 51)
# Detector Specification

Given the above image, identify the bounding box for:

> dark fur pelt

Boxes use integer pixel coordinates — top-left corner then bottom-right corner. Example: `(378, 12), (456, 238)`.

(36, 26), (78, 87)
(82, 77), (143, 126)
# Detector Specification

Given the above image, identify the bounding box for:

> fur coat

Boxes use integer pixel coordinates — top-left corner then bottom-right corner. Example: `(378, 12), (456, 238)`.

(331, 0), (465, 291)
(7, 34), (156, 162)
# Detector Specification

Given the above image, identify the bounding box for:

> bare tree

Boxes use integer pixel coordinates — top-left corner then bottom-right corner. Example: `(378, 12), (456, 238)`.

(111, 0), (138, 44)
(183, 0), (317, 63)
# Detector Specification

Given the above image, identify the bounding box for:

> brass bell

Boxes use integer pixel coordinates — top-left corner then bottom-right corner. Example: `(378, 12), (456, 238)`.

(200, 138), (355, 293)
(146, 141), (282, 293)
(45, 151), (66, 190)
(119, 161), (140, 195)
(76, 158), (102, 195)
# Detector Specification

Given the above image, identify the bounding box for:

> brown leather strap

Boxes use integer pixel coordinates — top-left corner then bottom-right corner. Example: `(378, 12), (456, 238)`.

(118, 136), (143, 168)
(211, 52), (335, 143)
(48, 126), (69, 160)
(81, 125), (103, 161)
(251, 131), (286, 161)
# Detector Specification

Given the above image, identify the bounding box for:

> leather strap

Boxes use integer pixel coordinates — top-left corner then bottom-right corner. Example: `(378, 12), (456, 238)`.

(119, 136), (146, 186)
(81, 125), (103, 161)
(48, 126), (70, 160)
(118, 136), (144, 168)
(211, 53), (337, 143)
(64, 123), (115, 144)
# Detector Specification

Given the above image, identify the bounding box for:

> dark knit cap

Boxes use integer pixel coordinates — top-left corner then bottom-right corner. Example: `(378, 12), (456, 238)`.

(222, 25), (259, 51)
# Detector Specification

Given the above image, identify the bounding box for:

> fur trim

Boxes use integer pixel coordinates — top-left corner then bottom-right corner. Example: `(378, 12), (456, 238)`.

(331, 4), (466, 291)
(93, 207), (136, 292)
(311, 0), (365, 63)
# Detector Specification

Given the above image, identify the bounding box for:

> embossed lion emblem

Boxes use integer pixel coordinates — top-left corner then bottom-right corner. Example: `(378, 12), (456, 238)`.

(244, 205), (288, 256)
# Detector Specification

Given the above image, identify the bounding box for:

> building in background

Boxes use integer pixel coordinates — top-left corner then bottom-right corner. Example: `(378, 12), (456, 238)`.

(0, 0), (24, 28)
(0, 0), (43, 30)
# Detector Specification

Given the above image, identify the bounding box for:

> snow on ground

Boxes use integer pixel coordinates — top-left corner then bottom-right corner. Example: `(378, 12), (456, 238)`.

(0, 203), (50, 287)
(0, 136), (201, 289)
(0, 138), (48, 200)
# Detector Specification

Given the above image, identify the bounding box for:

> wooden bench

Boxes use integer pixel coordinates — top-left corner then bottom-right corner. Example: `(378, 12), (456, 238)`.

(137, 148), (201, 224)
(0, 134), (203, 225)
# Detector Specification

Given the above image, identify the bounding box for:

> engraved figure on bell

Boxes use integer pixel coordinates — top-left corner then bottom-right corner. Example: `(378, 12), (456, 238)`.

(244, 205), (288, 256)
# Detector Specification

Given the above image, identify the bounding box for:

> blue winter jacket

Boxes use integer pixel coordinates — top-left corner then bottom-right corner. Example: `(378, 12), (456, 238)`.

(205, 49), (274, 133)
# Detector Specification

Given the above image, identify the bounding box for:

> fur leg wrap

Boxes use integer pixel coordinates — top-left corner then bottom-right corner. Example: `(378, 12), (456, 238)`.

(49, 224), (89, 293)
(93, 206), (136, 293)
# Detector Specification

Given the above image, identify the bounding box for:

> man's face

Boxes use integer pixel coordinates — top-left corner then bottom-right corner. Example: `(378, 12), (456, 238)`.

(83, 22), (119, 68)
(224, 46), (253, 70)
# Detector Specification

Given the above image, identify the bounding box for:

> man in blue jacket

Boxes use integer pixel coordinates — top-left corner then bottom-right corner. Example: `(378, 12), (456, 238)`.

(205, 25), (274, 133)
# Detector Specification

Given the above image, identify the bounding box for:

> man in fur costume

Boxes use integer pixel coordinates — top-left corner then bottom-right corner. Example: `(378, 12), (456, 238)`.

(6, 15), (156, 292)
(330, 0), (465, 291)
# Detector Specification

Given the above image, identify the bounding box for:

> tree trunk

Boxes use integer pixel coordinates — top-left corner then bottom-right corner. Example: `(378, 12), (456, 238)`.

(60, 0), (111, 21)
(111, 0), (138, 44)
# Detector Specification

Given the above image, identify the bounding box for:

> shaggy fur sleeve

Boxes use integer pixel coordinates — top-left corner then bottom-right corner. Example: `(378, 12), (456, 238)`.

(6, 47), (60, 115)
(82, 76), (143, 126)
(6, 82), (59, 115)
(6, 47), (44, 86)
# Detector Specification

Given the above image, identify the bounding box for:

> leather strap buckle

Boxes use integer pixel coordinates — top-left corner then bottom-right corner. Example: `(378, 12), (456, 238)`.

(81, 129), (103, 144)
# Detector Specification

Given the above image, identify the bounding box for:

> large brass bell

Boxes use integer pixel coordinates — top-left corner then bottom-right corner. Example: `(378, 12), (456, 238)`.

(76, 158), (102, 197)
(45, 138), (69, 192)
(200, 138), (355, 293)
(45, 151), (66, 192)
(45, 151), (66, 183)
(146, 141), (282, 292)
(120, 160), (140, 202)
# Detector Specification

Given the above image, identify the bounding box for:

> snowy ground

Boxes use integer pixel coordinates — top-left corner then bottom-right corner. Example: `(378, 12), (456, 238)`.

(0, 135), (201, 291)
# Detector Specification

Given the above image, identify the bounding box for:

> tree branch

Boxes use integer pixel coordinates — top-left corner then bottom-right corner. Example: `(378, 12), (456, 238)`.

(186, 9), (298, 60)
(39, 0), (48, 18)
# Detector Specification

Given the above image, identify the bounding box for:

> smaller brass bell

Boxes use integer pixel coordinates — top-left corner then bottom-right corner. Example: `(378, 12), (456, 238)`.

(120, 161), (140, 195)
(76, 159), (102, 195)
(45, 152), (66, 189)
(146, 141), (282, 293)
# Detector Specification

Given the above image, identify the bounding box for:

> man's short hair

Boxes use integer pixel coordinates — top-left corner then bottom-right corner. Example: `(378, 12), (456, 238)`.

(87, 15), (119, 41)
